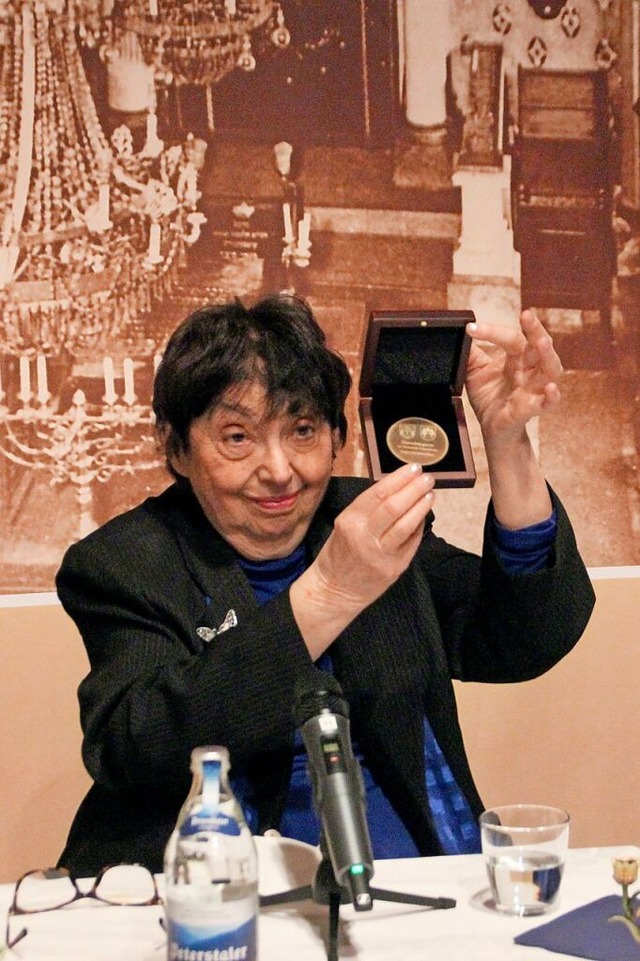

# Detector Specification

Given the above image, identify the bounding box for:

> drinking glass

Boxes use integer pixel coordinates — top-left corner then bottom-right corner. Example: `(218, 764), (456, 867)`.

(480, 804), (570, 916)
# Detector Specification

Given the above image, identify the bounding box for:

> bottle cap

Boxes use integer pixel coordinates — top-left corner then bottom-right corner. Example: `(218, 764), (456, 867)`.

(190, 745), (229, 773)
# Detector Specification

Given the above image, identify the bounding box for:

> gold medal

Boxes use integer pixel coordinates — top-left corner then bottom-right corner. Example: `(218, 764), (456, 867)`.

(386, 417), (449, 467)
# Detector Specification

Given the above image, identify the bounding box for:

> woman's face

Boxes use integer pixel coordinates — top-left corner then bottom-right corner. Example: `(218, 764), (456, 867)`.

(171, 381), (338, 560)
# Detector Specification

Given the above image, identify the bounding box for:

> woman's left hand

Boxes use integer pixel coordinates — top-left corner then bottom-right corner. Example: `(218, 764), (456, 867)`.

(465, 309), (563, 443)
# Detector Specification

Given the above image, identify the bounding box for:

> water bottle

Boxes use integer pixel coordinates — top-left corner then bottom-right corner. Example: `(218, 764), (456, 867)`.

(164, 745), (259, 961)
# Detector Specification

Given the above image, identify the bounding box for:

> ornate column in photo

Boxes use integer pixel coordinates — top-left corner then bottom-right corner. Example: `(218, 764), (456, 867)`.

(393, 0), (452, 188)
(402, 0), (448, 132)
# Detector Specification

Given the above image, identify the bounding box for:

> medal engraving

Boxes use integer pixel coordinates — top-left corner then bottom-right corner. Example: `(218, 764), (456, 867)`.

(386, 417), (449, 466)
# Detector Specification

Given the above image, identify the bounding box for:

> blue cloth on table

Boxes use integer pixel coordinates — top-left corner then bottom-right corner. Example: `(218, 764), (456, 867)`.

(514, 896), (640, 960)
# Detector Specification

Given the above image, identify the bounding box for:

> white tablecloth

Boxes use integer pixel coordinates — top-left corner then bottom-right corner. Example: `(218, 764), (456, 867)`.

(1, 842), (636, 960)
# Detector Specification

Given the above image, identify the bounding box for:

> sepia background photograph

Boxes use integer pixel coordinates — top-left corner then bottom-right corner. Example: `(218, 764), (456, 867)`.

(2, 0), (640, 592)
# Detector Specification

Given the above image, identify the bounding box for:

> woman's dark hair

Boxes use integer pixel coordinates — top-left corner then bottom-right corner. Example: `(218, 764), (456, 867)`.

(153, 293), (352, 476)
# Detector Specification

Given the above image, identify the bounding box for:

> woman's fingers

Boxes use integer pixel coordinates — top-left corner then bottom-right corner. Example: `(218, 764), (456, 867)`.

(350, 463), (435, 543)
(468, 311), (562, 372)
(466, 319), (526, 355)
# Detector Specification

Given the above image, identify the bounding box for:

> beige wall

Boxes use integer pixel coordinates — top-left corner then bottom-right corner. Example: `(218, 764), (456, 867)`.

(0, 602), (91, 882)
(1, 573), (638, 883)
(456, 571), (640, 849)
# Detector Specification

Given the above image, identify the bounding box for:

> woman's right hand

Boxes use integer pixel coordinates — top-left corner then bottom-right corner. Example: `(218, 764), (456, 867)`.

(289, 463), (435, 659)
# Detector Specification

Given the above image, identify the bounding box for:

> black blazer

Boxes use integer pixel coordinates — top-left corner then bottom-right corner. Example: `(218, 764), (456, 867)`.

(56, 478), (595, 874)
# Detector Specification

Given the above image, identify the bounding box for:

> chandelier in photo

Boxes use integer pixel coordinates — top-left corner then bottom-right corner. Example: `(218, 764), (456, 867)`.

(0, 0), (208, 357)
(104, 0), (288, 86)
(98, 0), (290, 129)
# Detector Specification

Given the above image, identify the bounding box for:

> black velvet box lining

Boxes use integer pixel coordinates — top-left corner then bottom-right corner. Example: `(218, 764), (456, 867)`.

(370, 385), (466, 475)
(369, 325), (467, 389)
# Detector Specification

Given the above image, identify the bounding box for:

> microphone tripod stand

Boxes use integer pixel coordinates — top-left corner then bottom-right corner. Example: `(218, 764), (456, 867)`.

(259, 854), (456, 961)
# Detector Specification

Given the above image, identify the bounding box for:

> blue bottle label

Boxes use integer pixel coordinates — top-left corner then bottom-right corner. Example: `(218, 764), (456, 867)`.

(167, 914), (257, 961)
(179, 811), (241, 836)
(178, 757), (242, 836)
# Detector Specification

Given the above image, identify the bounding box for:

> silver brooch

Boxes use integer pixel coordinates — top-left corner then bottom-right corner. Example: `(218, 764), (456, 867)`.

(196, 609), (237, 642)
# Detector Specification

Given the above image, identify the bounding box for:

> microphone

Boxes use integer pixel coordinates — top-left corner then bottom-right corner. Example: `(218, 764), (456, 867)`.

(294, 667), (374, 911)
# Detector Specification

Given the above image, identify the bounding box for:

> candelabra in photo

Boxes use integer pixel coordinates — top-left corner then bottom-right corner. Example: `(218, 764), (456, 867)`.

(274, 141), (312, 292)
(0, 354), (163, 539)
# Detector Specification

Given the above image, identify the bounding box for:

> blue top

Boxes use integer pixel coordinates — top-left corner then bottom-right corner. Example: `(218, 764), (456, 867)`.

(233, 510), (558, 858)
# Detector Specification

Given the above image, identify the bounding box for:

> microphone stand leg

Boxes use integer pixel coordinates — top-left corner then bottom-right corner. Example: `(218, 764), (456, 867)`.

(259, 885), (313, 908)
(327, 891), (341, 961)
(369, 887), (456, 910)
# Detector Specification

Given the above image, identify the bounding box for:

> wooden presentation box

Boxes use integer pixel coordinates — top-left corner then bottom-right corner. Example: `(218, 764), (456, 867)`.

(358, 310), (476, 487)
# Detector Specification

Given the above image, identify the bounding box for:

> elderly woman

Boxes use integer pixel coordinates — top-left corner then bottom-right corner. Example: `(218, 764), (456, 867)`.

(56, 293), (594, 875)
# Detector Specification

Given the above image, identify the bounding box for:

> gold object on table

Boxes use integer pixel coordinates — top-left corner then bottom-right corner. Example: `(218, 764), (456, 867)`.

(386, 417), (449, 467)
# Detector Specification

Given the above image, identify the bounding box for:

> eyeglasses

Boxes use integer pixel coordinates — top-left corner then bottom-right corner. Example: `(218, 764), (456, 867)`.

(5, 864), (162, 952)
